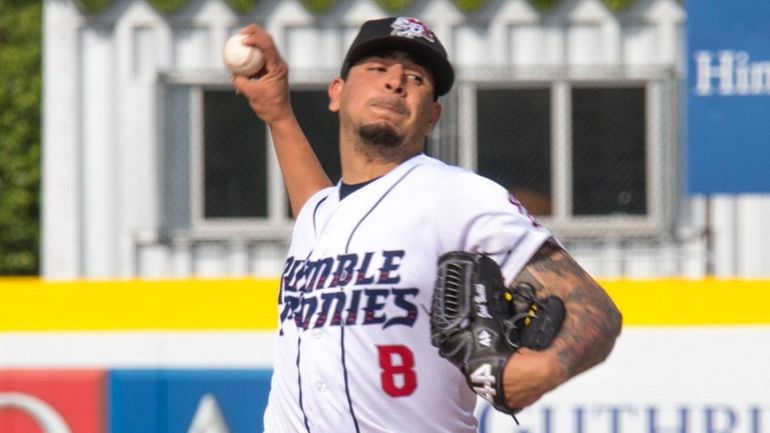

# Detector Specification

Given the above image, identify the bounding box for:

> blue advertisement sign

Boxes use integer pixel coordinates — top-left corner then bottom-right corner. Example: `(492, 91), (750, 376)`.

(687, 2), (770, 194)
(109, 369), (272, 433)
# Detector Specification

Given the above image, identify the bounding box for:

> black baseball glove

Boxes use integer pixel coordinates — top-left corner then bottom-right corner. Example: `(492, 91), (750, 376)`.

(430, 251), (566, 416)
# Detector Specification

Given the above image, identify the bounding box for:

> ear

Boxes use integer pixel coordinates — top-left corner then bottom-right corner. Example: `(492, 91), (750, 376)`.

(426, 101), (443, 134)
(328, 78), (344, 113)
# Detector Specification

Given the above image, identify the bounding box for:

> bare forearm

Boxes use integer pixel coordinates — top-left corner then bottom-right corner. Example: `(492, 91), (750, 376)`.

(231, 24), (332, 216)
(514, 243), (622, 379)
(268, 115), (332, 216)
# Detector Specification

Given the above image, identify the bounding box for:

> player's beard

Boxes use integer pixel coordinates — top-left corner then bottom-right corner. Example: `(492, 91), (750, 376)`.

(357, 123), (404, 148)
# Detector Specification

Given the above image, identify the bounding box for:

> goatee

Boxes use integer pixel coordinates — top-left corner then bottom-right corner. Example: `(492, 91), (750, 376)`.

(358, 124), (404, 148)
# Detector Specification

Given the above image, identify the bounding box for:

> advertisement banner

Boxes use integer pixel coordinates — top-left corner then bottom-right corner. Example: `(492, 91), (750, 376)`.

(0, 370), (105, 433)
(476, 327), (770, 433)
(687, 2), (770, 194)
(108, 369), (272, 433)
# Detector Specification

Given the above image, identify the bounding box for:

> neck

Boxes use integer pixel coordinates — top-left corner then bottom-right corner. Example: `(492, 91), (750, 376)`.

(339, 131), (422, 184)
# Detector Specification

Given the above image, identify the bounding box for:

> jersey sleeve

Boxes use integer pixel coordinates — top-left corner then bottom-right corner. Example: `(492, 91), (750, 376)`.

(434, 170), (554, 286)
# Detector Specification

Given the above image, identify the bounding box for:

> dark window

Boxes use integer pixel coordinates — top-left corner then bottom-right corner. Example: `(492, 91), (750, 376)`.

(571, 87), (646, 216)
(291, 90), (341, 183)
(476, 88), (552, 216)
(203, 90), (267, 218)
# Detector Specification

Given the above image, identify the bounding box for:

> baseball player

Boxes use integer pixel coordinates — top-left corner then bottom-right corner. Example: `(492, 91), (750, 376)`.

(233, 17), (622, 433)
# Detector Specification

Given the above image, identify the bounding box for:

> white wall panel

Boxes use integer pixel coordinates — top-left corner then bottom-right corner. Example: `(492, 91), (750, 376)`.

(114, 4), (168, 277)
(249, 242), (290, 277)
(192, 242), (230, 276)
(737, 196), (770, 277)
(81, 28), (117, 277)
(712, 195), (737, 277)
(622, 24), (656, 66)
(285, 26), (324, 69)
(171, 238), (194, 276)
(508, 24), (545, 66)
(679, 196), (709, 279)
(173, 26), (214, 69)
(227, 239), (250, 276)
(454, 26), (489, 66)
(137, 243), (172, 277)
(641, 0), (685, 68)
(130, 26), (160, 79)
(43, 0), (83, 278)
(566, 23), (602, 66)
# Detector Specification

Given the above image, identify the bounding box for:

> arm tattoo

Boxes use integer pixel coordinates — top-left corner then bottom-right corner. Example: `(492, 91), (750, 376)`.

(513, 242), (622, 379)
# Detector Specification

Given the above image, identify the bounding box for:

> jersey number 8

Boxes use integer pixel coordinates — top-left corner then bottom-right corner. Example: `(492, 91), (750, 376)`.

(377, 345), (417, 397)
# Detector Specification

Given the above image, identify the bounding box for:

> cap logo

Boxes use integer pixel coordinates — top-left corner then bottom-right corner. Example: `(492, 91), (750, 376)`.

(390, 17), (436, 43)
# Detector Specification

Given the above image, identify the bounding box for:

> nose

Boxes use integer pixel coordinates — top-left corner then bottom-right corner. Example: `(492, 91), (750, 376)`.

(384, 64), (405, 95)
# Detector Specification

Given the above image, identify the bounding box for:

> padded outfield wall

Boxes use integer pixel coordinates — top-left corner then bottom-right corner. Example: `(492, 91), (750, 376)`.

(1, 278), (769, 433)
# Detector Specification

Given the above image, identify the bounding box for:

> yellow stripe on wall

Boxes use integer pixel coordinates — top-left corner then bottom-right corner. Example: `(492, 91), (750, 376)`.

(602, 279), (770, 326)
(0, 278), (279, 331)
(1, 278), (769, 331)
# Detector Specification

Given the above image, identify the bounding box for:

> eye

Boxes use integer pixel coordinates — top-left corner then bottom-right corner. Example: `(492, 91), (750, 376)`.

(406, 73), (425, 85)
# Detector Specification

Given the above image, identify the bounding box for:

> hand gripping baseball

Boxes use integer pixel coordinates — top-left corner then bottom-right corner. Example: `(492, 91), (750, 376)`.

(430, 251), (565, 417)
(230, 25), (292, 125)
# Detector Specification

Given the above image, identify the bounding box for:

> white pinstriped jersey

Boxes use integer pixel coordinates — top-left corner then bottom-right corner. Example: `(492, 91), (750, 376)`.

(263, 154), (553, 433)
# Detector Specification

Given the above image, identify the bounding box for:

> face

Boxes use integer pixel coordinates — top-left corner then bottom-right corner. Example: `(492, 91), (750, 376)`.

(328, 50), (442, 154)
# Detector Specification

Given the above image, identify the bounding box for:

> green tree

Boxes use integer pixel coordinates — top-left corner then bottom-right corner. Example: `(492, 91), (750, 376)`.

(0, 1), (41, 274)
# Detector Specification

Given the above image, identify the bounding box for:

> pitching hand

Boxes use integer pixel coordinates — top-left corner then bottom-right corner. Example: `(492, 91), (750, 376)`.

(231, 24), (292, 125)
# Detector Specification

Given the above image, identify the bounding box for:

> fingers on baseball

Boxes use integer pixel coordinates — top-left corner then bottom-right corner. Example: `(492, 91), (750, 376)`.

(232, 74), (261, 95)
(238, 26), (284, 71)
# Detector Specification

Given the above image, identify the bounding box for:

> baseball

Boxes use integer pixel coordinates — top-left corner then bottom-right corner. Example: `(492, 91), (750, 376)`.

(223, 33), (265, 76)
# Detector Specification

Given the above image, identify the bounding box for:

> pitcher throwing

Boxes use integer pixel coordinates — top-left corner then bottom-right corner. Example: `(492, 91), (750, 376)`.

(232, 17), (622, 433)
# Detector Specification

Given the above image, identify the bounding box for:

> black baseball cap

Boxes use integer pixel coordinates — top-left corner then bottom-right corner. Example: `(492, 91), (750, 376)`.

(341, 17), (455, 97)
